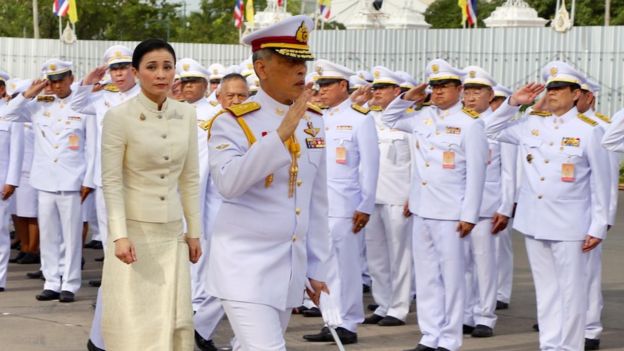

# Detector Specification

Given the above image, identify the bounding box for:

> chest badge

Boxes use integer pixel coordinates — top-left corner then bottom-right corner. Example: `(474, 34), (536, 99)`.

(531, 129), (540, 136)
(304, 121), (320, 137)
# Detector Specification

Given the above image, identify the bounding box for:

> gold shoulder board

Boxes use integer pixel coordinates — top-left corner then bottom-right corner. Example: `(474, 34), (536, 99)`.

(351, 104), (370, 115)
(462, 107), (480, 119)
(594, 112), (611, 124)
(578, 113), (598, 127)
(209, 100), (218, 106)
(369, 105), (383, 112)
(204, 110), (228, 138)
(529, 110), (552, 117)
(103, 84), (119, 92)
(306, 102), (324, 115)
(225, 102), (261, 117)
(36, 95), (55, 102)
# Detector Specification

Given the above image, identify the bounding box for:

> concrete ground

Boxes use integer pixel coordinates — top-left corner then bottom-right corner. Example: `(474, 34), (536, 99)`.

(2, 199), (624, 350)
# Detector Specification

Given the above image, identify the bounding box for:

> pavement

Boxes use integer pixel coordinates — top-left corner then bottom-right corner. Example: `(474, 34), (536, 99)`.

(2, 196), (624, 350)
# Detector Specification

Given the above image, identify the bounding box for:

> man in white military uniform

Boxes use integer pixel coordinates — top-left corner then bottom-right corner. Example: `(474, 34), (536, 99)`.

(206, 16), (331, 350)
(303, 59), (380, 345)
(576, 78), (619, 351)
(485, 61), (610, 351)
(359, 66), (413, 327)
(0, 71), (24, 291)
(2, 60), (96, 302)
(489, 83), (516, 311)
(460, 66), (516, 338)
(382, 59), (489, 351)
(206, 63), (226, 104)
(69, 45), (139, 351)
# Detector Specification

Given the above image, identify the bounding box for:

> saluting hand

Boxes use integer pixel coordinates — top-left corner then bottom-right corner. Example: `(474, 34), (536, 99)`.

(352, 211), (370, 234)
(186, 237), (202, 264)
(1, 184), (16, 201)
(114, 238), (137, 264)
(457, 221), (475, 238)
(402, 83), (428, 103)
(276, 83), (313, 142)
(350, 84), (373, 106)
(23, 79), (49, 99)
(83, 65), (108, 86)
(582, 235), (602, 253)
(509, 83), (545, 106)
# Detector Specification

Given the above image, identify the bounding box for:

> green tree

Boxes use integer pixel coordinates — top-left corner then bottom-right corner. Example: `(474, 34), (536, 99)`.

(425, 0), (505, 28)
(525, 0), (624, 26)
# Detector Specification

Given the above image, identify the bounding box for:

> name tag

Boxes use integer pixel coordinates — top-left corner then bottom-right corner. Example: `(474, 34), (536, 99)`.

(445, 126), (461, 135)
(562, 137), (580, 147)
(336, 125), (352, 131)
(68, 116), (82, 121)
(306, 137), (325, 149)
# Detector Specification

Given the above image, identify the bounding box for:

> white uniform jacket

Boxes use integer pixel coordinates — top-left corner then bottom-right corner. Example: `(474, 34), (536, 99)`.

(0, 120), (24, 187)
(486, 102), (610, 240)
(324, 98), (380, 217)
(382, 97), (488, 224)
(1, 93), (96, 191)
(206, 88), (332, 311)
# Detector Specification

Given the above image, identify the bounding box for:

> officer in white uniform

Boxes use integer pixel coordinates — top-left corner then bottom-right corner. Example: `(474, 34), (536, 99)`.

(0, 71), (25, 290)
(382, 59), (489, 351)
(205, 16), (331, 351)
(303, 59), (380, 345)
(490, 83), (516, 310)
(2, 59), (96, 302)
(576, 78), (619, 351)
(361, 66), (413, 327)
(207, 63), (226, 103)
(485, 61), (610, 351)
(602, 109), (624, 151)
(460, 66), (516, 338)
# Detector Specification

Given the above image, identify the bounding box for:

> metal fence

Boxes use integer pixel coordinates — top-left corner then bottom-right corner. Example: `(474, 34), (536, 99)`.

(2, 25), (624, 114)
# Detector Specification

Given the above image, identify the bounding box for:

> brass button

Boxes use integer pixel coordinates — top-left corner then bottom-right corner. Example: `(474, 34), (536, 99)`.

(53, 158), (58, 163)
(162, 134), (167, 139)
(292, 235), (297, 242)
(540, 177), (545, 181)
(164, 156), (169, 161)
(549, 142), (554, 146)
(296, 179), (302, 187)
(54, 145), (59, 149)
(430, 146), (434, 150)
(157, 115), (163, 119)
(538, 195), (543, 199)
(544, 159), (549, 164)
(160, 175), (165, 179)
(160, 196), (165, 201)
(554, 126), (559, 130)
(421, 181), (427, 186)
(55, 132), (60, 136)
(295, 208), (301, 215)
(425, 162), (430, 167)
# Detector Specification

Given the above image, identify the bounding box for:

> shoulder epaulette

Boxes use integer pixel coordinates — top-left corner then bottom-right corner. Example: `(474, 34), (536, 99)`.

(36, 95), (55, 103)
(306, 102), (324, 115)
(414, 102), (431, 112)
(462, 107), (480, 119)
(369, 105), (383, 112)
(351, 104), (370, 115)
(529, 110), (552, 117)
(209, 100), (218, 107)
(578, 113), (598, 127)
(224, 102), (261, 117)
(406, 107), (415, 114)
(103, 84), (119, 93)
(594, 112), (611, 124)
(204, 110), (228, 138)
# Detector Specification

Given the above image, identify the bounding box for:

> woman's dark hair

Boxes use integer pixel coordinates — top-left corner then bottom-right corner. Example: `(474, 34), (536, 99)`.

(132, 39), (176, 69)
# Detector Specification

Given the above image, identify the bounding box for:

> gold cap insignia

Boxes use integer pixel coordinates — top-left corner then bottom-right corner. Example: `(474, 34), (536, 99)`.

(247, 63), (253, 69)
(550, 67), (558, 76)
(114, 51), (122, 58)
(373, 70), (380, 79)
(213, 69), (218, 75)
(295, 22), (309, 43)
(469, 70), (476, 78)
(183, 63), (190, 71)
(49, 64), (57, 71)
(431, 64), (439, 74)
(315, 65), (323, 75)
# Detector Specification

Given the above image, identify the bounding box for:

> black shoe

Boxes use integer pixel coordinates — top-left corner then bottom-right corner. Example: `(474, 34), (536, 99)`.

(437, 348), (450, 351)
(0, 287), (5, 292)
(9, 252), (26, 263)
(463, 324), (475, 334)
(532, 323), (539, 332)
(59, 290), (75, 303)
(378, 315), (406, 326)
(17, 253), (40, 264)
(292, 305), (309, 314)
(94, 256), (104, 262)
(88, 280), (101, 287)
(362, 284), (371, 293)
(26, 270), (44, 279)
(195, 331), (217, 351)
(36, 289), (60, 301)
(11, 241), (20, 250)
(87, 339), (105, 351)
(81, 257), (85, 270)
(367, 303), (379, 312)
(585, 338), (600, 350)
(334, 327), (358, 345)
(496, 300), (509, 310)
(471, 324), (494, 337)
(303, 327), (331, 342)
(84, 240), (103, 249)
(404, 345), (436, 351)
(362, 313), (384, 324)
(302, 307), (322, 317)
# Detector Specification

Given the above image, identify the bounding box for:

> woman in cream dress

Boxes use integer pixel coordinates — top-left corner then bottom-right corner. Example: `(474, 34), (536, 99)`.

(100, 39), (202, 351)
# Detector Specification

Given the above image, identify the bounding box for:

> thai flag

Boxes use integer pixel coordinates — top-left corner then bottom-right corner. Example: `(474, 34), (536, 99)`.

(319, 0), (331, 20)
(466, 0), (477, 26)
(53, 0), (70, 17)
(234, 0), (244, 28)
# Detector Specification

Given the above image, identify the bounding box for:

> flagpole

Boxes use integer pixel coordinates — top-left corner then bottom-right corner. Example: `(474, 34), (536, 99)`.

(58, 16), (62, 40)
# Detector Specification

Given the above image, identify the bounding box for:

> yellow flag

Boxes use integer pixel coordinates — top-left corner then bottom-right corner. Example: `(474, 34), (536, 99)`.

(458, 0), (467, 25)
(68, 0), (79, 23)
(246, 0), (254, 25)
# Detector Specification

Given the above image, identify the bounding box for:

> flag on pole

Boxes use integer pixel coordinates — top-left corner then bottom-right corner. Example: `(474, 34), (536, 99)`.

(277, 0), (284, 7)
(458, 0), (477, 26)
(234, 0), (244, 28)
(68, 0), (78, 23)
(319, 0), (331, 20)
(53, 0), (70, 17)
(245, 0), (254, 25)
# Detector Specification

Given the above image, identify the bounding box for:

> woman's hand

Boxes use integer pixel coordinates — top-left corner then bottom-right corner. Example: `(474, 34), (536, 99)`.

(186, 237), (202, 264)
(114, 238), (137, 264)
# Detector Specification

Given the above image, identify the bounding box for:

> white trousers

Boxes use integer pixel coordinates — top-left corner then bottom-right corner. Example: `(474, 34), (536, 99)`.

(94, 186), (108, 245)
(38, 190), (82, 293)
(366, 204), (413, 320)
(222, 299), (291, 351)
(327, 217), (364, 332)
(585, 244), (603, 340)
(495, 224), (514, 303)
(525, 236), (587, 351)
(412, 216), (464, 351)
(0, 197), (13, 288)
(463, 218), (498, 328)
